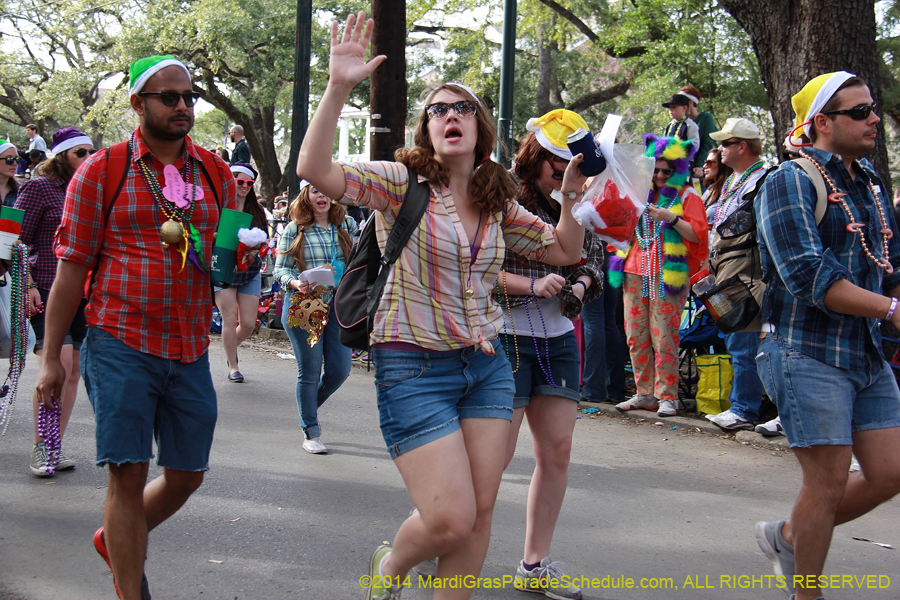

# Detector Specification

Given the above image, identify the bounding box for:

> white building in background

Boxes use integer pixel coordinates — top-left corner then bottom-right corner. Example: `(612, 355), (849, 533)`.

(337, 106), (370, 162)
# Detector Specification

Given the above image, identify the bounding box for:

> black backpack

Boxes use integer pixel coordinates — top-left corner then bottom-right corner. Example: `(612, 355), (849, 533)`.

(333, 166), (429, 350)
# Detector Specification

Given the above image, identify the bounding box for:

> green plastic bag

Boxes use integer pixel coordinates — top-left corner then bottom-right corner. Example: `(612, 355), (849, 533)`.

(695, 353), (733, 416)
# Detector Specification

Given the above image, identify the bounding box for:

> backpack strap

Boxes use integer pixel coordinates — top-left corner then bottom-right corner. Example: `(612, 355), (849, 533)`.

(366, 166), (430, 321)
(791, 157), (829, 226)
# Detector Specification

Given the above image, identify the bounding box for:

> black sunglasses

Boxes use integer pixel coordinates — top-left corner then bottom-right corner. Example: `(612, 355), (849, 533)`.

(1, 156), (17, 165)
(720, 140), (743, 147)
(822, 103), (877, 120)
(654, 168), (674, 176)
(425, 101), (476, 120)
(69, 148), (93, 158)
(139, 91), (202, 108)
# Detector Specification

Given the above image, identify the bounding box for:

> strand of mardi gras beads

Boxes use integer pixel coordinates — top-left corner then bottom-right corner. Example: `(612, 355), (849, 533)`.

(36, 397), (60, 473)
(0, 245), (31, 435)
(798, 150), (893, 273)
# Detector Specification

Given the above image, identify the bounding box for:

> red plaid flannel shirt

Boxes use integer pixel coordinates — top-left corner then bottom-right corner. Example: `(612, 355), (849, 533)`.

(56, 128), (236, 362)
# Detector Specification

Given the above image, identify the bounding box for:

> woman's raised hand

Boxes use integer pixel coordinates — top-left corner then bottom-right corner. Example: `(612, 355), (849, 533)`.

(329, 12), (387, 89)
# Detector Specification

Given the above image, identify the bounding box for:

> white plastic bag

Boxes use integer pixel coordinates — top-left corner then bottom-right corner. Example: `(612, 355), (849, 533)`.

(571, 115), (655, 251)
(0, 274), (35, 359)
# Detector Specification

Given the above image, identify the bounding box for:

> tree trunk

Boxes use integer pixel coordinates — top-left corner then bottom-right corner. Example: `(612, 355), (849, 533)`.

(719, 0), (889, 191)
(370, 0), (407, 161)
(537, 23), (553, 115)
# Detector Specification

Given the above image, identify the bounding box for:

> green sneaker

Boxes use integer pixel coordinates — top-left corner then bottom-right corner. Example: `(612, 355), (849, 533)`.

(365, 544), (402, 600)
(30, 442), (52, 477)
(514, 557), (582, 599)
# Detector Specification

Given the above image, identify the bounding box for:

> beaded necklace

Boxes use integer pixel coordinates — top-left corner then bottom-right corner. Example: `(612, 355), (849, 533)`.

(0, 245), (31, 435)
(497, 271), (520, 373)
(636, 191), (678, 299)
(714, 160), (764, 224)
(522, 279), (557, 388)
(798, 150), (893, 274)
(130, 133), (206, 273)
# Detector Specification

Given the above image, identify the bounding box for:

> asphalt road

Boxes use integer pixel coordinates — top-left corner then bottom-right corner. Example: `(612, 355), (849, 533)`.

(0, 338), (897, 599)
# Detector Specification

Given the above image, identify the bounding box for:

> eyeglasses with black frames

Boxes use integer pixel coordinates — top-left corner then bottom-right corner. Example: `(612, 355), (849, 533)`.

(821, 103), (877, 121)
(653, 168), (674, 176)
(425, 101), (476, 121)
(138, 91), (202, 108)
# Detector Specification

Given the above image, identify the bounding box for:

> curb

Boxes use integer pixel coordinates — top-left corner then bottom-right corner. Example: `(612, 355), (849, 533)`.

(576, 400), (791, 451)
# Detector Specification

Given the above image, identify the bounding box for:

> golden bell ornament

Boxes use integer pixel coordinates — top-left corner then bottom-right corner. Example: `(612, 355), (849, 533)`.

(160, 219), (185, 246)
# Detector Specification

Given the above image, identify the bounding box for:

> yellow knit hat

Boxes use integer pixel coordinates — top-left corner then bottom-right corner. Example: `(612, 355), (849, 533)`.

(525, 109), (590, 160)
(789, 71), (855, 147)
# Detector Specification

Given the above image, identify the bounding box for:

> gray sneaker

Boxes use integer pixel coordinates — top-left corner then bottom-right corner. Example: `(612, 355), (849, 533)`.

(56, 451), (75, 471)
(514, 557), (582, 600)
(755, 520), (794, 596)
(30, 442), (53, 477)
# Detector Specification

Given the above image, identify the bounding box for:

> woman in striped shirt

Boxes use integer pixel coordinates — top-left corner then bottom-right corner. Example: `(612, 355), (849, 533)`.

(296, 13), (587, 600)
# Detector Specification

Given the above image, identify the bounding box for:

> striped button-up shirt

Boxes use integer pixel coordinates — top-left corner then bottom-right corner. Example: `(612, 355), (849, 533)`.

(340, 161), (557, 351)
(756, 147), (900, 370)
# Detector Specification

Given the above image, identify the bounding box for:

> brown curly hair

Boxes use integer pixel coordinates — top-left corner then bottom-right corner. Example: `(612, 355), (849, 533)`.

(395, 83), (517, 214)
(513, 132), (559, 212)
(287, 185), (353, 272)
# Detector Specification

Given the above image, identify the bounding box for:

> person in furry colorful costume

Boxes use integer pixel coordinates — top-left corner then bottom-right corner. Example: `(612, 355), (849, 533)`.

(611, 135), (708, 416)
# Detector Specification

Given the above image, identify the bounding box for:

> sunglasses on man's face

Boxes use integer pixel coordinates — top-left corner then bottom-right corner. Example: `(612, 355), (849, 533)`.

(425, 101), (477, 120)
(69, 148), (93, 158)
(822, 103), (877, 120)
(654, 168), (674, 176)
(1, 156), (17, 165)
(138, 91), (202, 108)
(234, 178), (255, 187)
(720, 140), (743, 147)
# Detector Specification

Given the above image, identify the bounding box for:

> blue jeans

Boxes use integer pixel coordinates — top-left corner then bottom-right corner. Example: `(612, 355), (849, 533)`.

(580, 284), (625, 403)
(283, 299), (351, 440)
(725, 331), (763, 421)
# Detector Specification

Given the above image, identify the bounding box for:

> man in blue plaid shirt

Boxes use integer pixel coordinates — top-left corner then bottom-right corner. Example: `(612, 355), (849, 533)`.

(753, 72), (900, 600)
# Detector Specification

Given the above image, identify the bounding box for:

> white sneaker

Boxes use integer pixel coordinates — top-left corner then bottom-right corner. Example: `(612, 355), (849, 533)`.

(706, 409), (754, 431)
(514, 557), (583, 599)
(302, 438), (328, 454)
(849, 455), (862, 473)
(657, 400), (676, 417)
(615, 394), (658, 412)
(754, 416), (784, 437)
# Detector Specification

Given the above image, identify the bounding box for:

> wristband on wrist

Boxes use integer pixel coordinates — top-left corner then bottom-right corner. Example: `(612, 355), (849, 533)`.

(887, 297), (898, 321)
(669, 215), (681, 225)
(572, 280), (587, 291)
(27, 281), (36, 290)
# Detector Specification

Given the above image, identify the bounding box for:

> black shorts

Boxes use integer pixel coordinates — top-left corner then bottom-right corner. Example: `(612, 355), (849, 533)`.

(30, 287), (87, 352)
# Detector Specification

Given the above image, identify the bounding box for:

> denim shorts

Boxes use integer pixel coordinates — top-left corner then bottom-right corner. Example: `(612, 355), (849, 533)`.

(214, 270), (261, 296)
(371, 338), (515, 459)
(500, 331), (581, 408)
(755, 334), (900, 448)
(80, 327), (218, 470)
(31, 288), (87, 352)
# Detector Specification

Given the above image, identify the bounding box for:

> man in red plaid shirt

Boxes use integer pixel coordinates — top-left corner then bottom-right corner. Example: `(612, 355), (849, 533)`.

(35, 55), (236, 600)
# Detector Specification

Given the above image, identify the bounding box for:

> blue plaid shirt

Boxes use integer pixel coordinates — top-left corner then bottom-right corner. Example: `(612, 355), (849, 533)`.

(756, 147), (900, 370)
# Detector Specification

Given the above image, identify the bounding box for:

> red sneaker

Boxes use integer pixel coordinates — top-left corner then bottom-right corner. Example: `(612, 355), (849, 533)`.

(93, 527), (121, 598)
(92, 526), (152, 600)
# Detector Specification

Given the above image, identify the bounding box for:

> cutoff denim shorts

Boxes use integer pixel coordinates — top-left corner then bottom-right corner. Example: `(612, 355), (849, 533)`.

(371, 338), (515, 459)
(214, 270), (262, 296)
(755, 333), (900, 448)
(81, 327), (218, 470)
(500, 331), (581, 408)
